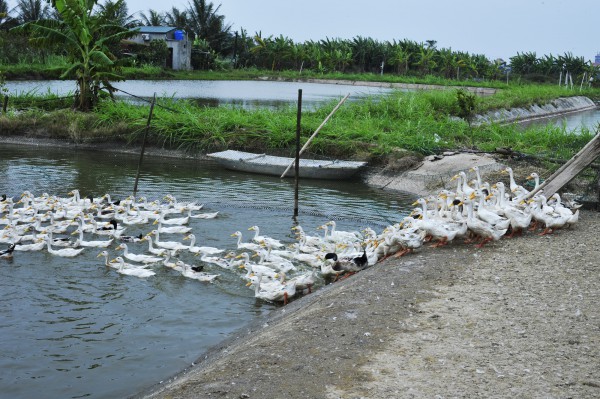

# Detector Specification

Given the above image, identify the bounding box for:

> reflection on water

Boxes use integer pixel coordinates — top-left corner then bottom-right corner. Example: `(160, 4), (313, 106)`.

(519, 107), (600, 133)
(0, 143), (414, 399)
(4, 79), (393, 110)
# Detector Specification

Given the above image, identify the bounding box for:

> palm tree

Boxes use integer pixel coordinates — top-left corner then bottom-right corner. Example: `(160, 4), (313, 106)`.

(96, 0), (138, 28)
(14, 0), (52, 23)
(251, 33), (275, 70)
(187, 0), (231, 54)
(138, 9), (164, 26)
(164, 7), (188, 30)
(13, 0), (134, 111)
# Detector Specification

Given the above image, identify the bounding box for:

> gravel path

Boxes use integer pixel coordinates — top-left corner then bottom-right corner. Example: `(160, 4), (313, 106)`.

(138, 210), (600, 399)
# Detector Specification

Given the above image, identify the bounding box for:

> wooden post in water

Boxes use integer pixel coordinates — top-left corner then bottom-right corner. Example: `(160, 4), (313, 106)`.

(280, 93), (350, 178)
(2, 95), (8, 114)
(133, 93), (156, 197)
(294, 89), (302, 218)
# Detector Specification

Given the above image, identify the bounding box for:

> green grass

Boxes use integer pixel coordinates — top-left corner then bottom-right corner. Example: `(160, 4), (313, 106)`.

(87, 89), (596, 161)
(1, 82), (597, 165)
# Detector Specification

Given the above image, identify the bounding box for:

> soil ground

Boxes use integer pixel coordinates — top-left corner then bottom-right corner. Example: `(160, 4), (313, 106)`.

(136, 153), (599, 399)
(137, 210), (599, 399)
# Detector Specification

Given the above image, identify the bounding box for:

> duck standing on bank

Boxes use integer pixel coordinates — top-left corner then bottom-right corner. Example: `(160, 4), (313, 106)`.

(324, 247), (370, 279)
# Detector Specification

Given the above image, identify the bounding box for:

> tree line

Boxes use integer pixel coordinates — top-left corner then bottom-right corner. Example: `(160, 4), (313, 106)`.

(2, 0), (598, 80)
(1, 0), (598, 112)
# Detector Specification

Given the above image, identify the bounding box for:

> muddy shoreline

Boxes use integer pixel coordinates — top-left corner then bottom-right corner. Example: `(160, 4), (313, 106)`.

(136, 210), (599, 399)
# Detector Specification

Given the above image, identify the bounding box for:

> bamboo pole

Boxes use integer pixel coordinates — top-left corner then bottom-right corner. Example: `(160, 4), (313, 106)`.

(294, 89), (302, 217)
(133, 93), (156, 197)
(524, 130), (600, 200)
(280, 93), (350, 178)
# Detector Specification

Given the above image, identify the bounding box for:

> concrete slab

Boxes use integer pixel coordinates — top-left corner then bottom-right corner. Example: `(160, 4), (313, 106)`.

(364, 152), (505, 197)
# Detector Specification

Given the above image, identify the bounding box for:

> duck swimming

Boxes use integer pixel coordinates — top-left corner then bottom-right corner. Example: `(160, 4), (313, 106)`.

(0, 243), (16, 259)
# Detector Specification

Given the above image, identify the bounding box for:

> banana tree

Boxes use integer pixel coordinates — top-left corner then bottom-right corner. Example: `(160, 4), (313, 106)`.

(13, 0), (134, 111)
(388, 42), (410, 75)
(414, 46), (437, 75)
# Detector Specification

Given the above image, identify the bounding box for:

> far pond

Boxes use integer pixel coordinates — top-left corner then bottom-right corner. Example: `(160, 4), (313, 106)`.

(4, 79), (394, 109)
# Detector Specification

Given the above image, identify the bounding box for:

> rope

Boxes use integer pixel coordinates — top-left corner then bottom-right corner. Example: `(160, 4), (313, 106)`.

(114, 88), (182, 113)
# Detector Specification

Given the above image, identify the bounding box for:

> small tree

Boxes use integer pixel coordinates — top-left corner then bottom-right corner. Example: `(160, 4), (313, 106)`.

(13, 0), (135, 111)
(456, 89), (478, 148)
(138, 39), (169, 66)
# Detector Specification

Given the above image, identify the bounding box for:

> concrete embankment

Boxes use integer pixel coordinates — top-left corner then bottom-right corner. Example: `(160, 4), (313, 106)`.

(364, 96), (597, 197)
(301, 78), (498, 96)
(474, 95), (597, 125)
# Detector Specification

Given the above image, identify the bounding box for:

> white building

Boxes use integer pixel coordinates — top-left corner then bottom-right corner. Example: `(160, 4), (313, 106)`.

(129, 26), (192, 70)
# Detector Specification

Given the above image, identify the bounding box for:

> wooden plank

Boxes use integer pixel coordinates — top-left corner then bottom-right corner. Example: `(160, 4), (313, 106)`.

(525, 133), (600, 199)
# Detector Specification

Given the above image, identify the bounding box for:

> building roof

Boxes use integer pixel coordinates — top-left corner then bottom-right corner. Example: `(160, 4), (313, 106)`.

(134, 26), (177, 34)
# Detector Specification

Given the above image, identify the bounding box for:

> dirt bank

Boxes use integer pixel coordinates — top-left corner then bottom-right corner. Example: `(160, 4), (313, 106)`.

(137, 209), (599, 399)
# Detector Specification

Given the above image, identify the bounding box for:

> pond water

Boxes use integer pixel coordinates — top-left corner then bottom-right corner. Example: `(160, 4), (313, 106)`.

(0, 143), (414, 399)
(3, 80), (393, 109)
(518, 106), (600, 133)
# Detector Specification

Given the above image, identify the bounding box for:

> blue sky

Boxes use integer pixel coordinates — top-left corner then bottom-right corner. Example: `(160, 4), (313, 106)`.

(6, 0), (599, 62)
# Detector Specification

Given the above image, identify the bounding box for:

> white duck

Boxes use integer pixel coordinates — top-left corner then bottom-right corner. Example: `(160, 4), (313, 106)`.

(150, 229), (188, 250)
(286, 269), (318, 294)
(186, 207), (219, 219)
(529, 194), (572, 235)
(231, 231), (262, 251)
(254, 248), (296, 273)
(15, 239), (45, 252)
(152, 219), (192, 234)
(141, 234), (169, 256)
(385, 226), (427, 258)
(115, 243), (162, 263)
(248, 225), (284, 248)
(197, 251), (237, 269)
(325, 221), (362, 243)
(164, 194), (203, 212)
(153, 209), (189, 226)
(489, 183), (532, 237)
(71, 227), (113, 248)
(162, 250), (182, 271)
(450, 171), (476, 198)
(411, 198), (466, 247)
(176, 260), (219, 282)
(548, 193), (579, 228)
(97, 250), (112, 267)
(501, 167), (529, 199)
(183, 234), (224, 255)
(461, 198), (508, 247)
(44, 236), (84, 257)
(469, 190), (511, 230)
(238, 253), (280, 278)
(110, 256), (156, 278)
(253, 273), (297, 305)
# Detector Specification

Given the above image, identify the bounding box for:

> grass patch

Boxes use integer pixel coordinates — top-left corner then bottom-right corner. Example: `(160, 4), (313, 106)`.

(1, 83), (597, 166)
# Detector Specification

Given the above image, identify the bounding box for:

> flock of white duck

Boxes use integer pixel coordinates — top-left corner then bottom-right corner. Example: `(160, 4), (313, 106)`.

(0, 166), (581, 305)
